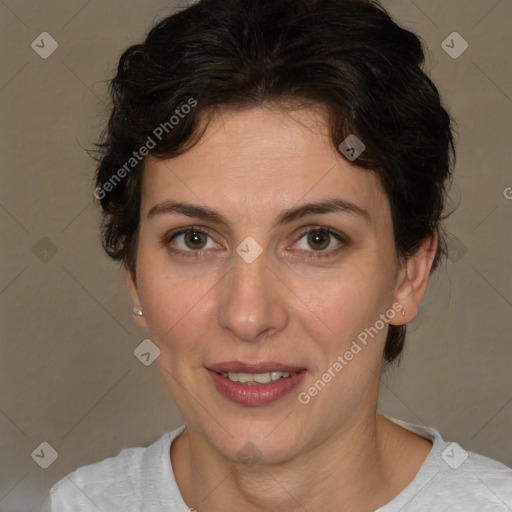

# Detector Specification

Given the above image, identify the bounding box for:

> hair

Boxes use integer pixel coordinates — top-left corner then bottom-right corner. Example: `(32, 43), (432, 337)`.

(93, 0), (456, 365)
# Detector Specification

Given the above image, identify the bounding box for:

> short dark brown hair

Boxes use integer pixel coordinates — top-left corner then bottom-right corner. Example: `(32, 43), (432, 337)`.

(94, 0), (456, 365)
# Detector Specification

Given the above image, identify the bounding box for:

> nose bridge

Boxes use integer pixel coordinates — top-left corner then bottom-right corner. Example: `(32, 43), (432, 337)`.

(217, 248), (288, 341)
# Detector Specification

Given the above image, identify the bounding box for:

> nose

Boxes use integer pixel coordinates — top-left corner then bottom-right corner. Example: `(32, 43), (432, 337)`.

(217, 250), (289, 342)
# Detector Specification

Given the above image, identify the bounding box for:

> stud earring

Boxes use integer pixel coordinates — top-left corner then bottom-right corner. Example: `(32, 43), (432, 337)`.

(133, 309), (144, 317)
(402, 308), (406, 317)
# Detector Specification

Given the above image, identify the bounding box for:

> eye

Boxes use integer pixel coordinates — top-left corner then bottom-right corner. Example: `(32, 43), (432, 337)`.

(162, 225), (348, 260)
(162, 227), (220, 257)
(292, 227), (347, 258)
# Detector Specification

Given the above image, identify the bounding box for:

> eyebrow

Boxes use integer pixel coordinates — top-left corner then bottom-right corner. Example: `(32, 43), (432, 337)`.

(147, 198), (370, 228)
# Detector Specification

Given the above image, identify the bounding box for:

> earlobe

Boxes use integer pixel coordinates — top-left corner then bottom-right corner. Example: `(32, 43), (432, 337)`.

(126, 271), (147, 327)
(389, 232), (438, 325)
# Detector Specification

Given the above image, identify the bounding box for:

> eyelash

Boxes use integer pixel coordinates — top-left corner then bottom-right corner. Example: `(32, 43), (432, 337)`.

(161, 226), (348, 260)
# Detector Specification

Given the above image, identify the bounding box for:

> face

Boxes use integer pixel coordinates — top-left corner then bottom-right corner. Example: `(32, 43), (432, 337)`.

(128, 105), (432, 464)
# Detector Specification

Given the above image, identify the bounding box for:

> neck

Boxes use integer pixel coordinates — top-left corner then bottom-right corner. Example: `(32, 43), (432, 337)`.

(171, 412), (410, 512)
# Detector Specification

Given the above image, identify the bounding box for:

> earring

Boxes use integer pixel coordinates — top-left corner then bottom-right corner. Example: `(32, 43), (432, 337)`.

(402, 308), (406, 317)
(133, 309), (144, 317)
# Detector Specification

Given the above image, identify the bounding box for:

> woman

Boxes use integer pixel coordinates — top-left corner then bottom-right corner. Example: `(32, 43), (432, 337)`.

(43, 0), (512, 510)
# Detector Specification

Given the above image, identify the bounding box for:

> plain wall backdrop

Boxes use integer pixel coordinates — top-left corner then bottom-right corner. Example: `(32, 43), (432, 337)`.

(1, 1), (511, 511)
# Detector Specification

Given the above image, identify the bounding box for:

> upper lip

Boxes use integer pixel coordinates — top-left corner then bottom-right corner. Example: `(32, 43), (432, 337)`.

(207, 361), (306, 374)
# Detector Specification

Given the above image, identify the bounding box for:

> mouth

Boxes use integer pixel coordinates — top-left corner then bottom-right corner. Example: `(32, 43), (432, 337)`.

(206, 361), (307, 406)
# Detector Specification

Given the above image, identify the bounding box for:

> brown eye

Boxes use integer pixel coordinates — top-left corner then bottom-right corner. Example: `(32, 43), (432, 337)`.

(293, 227), (347, 259)
(163, 227), (218, 256)
(183, 229), (208, 250)
(306, 229), (331, 251)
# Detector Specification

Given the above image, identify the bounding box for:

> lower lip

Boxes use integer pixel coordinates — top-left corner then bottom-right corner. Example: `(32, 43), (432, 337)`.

(207, 369), (307, 406)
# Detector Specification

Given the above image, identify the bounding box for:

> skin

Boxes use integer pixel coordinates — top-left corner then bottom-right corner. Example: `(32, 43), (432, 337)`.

(128, 104), (437, 511)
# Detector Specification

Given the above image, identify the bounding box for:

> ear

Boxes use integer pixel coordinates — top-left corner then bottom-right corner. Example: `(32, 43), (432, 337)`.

(389, 231), (438, 325)
(126, 271), (147, 328)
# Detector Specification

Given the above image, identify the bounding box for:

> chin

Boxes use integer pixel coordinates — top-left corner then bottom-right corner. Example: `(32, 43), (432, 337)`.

(203, 415), (308, 466)
(222, 435), (299, 466)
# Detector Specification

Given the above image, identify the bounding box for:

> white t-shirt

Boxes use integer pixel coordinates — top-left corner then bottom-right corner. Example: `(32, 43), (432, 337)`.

(41, 417), (512, 511)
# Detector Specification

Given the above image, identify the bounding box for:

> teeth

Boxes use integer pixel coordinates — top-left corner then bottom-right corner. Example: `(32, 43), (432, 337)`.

(221, 371), (297, 384)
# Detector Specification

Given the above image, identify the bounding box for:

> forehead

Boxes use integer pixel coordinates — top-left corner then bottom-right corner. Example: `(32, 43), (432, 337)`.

(140, 106), (389, 223)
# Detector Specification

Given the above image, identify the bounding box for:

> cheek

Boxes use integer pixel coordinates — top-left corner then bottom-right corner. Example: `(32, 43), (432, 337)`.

(136, 253), (219, 351)
(297, 257), (394, 341)
(294, 264), (394, 407)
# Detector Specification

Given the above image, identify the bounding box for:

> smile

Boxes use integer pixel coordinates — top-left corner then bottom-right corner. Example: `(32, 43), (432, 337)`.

(206, 362), (307, 406)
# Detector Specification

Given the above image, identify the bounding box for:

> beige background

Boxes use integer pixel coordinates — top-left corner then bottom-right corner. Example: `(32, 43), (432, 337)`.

(1, 1), (511, 511)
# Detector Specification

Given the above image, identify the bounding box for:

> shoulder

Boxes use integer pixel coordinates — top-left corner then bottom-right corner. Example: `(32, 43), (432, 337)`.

(379, 416), (512, 511)
(411, 447), (512, 511)
(436, 448), (512, 503)
(44, 431), (176, 512)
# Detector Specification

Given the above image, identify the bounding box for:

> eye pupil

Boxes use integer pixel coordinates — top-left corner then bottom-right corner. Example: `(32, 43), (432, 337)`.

(308, 229), (329, 250)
